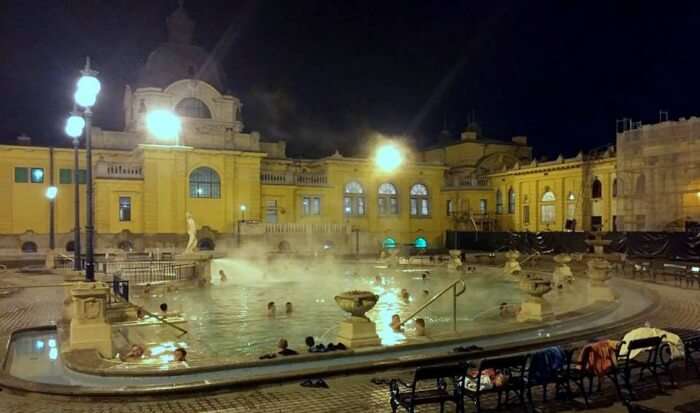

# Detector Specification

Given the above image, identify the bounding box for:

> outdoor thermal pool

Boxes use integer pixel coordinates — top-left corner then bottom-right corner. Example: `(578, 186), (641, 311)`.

(120, 258), (590, 362)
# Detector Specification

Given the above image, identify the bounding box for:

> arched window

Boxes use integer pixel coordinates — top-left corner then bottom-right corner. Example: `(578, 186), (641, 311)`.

(377, 183), (398, 215)
(636, 174), (645, 194)
(189, 167), (221, 199)
(415, 236), (428, 249)
(383, 237), (397, 249)
(198, 238), (215, 251)
(21, 241), (37, 253)
(118, 240), (134, 252)
(612, 178), (618, 197)
(175, 97), (212, 119)
(592, 178), (602, 199)
(410, 184), (430, 217)
(541, 190), (556, 225)
(344, 181), (365, 216)
(566, 192), (576, 220)
(495, 189), (503, 214)
(65, 240), (75, 252)
(507, 188), (516, 214)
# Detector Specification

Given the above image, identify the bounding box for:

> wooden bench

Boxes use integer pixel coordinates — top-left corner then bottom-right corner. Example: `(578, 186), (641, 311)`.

(389, 363), (467, 413)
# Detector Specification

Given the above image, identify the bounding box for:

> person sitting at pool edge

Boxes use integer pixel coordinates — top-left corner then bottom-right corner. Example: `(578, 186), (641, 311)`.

(277, 338), (298, 356)
(285, 302), (293, 314)
(305, 336), (325, 353)
(159, 303), (168, 314)
(123, 344), (145, 361)
(391, 314), (402, 332)
(267, 301), (276, 317)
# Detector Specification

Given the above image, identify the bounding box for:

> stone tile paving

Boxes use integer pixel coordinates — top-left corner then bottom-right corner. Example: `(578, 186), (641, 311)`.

(0, 274), (699, 412)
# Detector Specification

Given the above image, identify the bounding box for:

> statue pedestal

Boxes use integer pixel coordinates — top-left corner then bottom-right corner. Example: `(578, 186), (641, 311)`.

(517, 298), (553, 322)
(336, 317), (381, 348)
(552, 254), (574, 288)
(587, 258), (615, 303)
(69, 282), (113, 357)
(447, 249), (462, 271)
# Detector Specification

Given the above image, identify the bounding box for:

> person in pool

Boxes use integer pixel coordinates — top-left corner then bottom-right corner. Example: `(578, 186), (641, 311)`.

(219, 269), (227, 282)
(391, 314), (402, 332)
(285, 302), (293, 314)
(400, 288), (410, 301)
(123, 344), (145, 361)
(174, 347), (187, 362)
(267, 301), (276, 317)
(277, 338), (298, 356)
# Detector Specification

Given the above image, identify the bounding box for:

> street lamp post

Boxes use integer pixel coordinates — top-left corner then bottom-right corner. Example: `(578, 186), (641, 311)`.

(68, 57), (101, 281)
(45, 185), (58, 250)
(65, 112), (85, 271)
(237, 204), (247, 248)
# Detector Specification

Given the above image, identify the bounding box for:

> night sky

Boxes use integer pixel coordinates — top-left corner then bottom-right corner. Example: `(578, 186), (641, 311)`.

(1, 1), (700, 158)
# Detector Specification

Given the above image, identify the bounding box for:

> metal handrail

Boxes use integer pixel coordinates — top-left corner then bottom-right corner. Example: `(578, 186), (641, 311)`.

(398, 278), (466, 332)
(108, 290), (188, 338)
(519, 251), (541, 265)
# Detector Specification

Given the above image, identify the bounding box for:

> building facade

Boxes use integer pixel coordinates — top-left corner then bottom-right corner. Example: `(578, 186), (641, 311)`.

(2, 5), (695, 257)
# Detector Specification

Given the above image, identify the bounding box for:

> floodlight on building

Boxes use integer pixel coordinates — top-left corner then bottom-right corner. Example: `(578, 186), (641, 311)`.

(65, 114), (85, 138)
(240, 204), (247, 212)
(375, 143), (403, 172)
(45, 186), (58, 200)
(146, 109), (182, 143)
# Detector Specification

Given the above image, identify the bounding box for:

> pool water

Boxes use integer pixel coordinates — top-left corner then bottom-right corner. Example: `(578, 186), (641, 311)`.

(127, 259), (566, 360)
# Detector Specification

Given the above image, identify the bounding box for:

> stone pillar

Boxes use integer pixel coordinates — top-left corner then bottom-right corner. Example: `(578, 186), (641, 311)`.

(552, 253), (574, 288)
(503, 250), (522, 276)
(587, 258), (615, 302)
(447, 249), (463, 271)
(69, 282), (113, 357)
(337, 317), (381, 348)
(62, 272), (84, 323)
(517, 278), (553, 322)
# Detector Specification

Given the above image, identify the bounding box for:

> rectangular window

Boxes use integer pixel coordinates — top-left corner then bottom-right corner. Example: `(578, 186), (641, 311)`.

(14, 167), (28, 183)
(479, 199), (487, 214)
(77, 169), (87, 184)
(410, 198), (417, 216)
(420, 199), (429, 216)
(303, 196), (320, 215)
(265, 200), (278, 224)
(447, 200), (454, 216)
(59, 168), (72, 184)
(357, 197), (365, 215)
(389, 198), (398, 214)
(523, 205), (530, 225)
(591, 216), (603, 231)
(378, 198), (386, 215)
(30, 168), (44, 183)
(541, 205), (556, 224)
(119, 197), (131, 222)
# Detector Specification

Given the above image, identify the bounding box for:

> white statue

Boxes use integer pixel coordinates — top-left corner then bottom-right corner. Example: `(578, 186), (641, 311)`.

(184, 212), (197, 254)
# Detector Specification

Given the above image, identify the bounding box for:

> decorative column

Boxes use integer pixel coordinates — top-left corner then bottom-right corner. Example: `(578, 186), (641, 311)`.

(69, 282), (113, 357)
(447, 249), (463, 271)
(587, 258), (615, 302)
(503, 250), (522, 277)
(552, 253), (574, 288)
(334, 291), (380, 348)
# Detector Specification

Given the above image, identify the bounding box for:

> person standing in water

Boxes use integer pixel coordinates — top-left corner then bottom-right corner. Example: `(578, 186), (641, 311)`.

(267, 302), (276, 317)
(219, 269), (227, 282)
(285, 302), (293, 314)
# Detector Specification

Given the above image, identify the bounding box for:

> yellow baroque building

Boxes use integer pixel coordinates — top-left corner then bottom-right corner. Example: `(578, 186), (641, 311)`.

(2, 5), (696, 256)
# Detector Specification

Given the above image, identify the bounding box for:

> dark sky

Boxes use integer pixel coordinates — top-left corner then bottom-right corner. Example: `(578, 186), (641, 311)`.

(1, 1), (700, 158)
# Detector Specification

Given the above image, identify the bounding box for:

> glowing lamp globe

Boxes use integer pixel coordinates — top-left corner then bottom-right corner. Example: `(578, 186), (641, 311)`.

(146, 110), (181, 141)
(45, 186), (58, 200)
(65, 115), (85, 138)
(74, 75), (101, 108)
(375, 144), (403, 172)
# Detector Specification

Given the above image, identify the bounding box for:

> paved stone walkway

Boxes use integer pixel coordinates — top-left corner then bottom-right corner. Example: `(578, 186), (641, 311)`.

(0, 271), (699, 412)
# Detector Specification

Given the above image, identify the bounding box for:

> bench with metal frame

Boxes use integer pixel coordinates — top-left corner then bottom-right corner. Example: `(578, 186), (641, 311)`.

(556, 342), (624, 408)
(664, 328), (700, 378)
(616, 335), (675, 397)
(463, 354), (528, 413)
(389, 363), (467, 413)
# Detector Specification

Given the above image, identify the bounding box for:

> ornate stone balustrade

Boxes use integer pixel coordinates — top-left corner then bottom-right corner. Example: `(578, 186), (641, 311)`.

(260, 171), (327, 186)
(95, 162), (143, 180)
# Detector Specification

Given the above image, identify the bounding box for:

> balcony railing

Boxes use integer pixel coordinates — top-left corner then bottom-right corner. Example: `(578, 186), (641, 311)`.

(95, 162), (143, 180)
(261, 171), (328, 186)
(444, 176), (490, 188)
(240, 222), (350, 234)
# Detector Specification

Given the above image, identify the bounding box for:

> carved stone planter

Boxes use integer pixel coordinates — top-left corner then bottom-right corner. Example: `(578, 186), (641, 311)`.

(447, 249), (463, 271)
(517, 277), (553, 322)
(335, 291), (381, 348)
(553, 253), (574, 288)
(503, 250), (522, 277)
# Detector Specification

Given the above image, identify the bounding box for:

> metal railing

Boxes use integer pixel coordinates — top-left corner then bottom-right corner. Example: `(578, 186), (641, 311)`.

(519, 252), (541, 266)
(260, 171), (328, 186)
(112, 274), (129, 302)
(399, 278), (466, 332)
(107, 289), (188, 338)
(103, 261), (196, 285)
(95, 161), (143, 179)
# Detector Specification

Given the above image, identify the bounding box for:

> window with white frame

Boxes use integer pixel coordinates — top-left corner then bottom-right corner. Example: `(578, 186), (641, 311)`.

(377, 183), (398, 215)
(343, 181), (365, 216)
(541, 189), (556, 224)
(409, 183), (430, 217)
(303, 196), (321, 215)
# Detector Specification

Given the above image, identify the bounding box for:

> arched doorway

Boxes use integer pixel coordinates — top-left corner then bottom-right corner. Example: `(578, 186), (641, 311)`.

(198, 238), (215, 251)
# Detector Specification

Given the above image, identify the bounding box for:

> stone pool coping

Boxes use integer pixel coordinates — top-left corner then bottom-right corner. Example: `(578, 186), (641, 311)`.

(0, 279), (660, 396)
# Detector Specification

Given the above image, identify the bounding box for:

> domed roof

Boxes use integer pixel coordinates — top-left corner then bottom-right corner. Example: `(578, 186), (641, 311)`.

(137, 3), (227, 92)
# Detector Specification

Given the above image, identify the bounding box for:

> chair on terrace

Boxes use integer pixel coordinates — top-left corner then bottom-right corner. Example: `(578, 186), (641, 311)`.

(389, 363), (467, 413)
(616, 335), (674, 397)
(463, 354), (528, 413)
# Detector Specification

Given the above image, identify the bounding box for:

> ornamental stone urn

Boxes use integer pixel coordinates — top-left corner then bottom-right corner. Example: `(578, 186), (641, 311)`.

(335, 291), (381, 348)
(552, 253), (574, 288)
(587, 257), (615, 302)
(517, 277), (553, 322)
(447, 249), (463, 271)
(585, 231), (612, 256)
(503, 250), (522, 277)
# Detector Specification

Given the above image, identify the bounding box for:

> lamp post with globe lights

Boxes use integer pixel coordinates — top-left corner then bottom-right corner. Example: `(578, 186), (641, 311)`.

(69, 57), (101, 281)
(65, 111), (85, 271)
(45, 185), (58, 250)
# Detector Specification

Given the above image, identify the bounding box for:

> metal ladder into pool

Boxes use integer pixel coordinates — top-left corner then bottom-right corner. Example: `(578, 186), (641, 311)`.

(398, 278), (467, 332)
